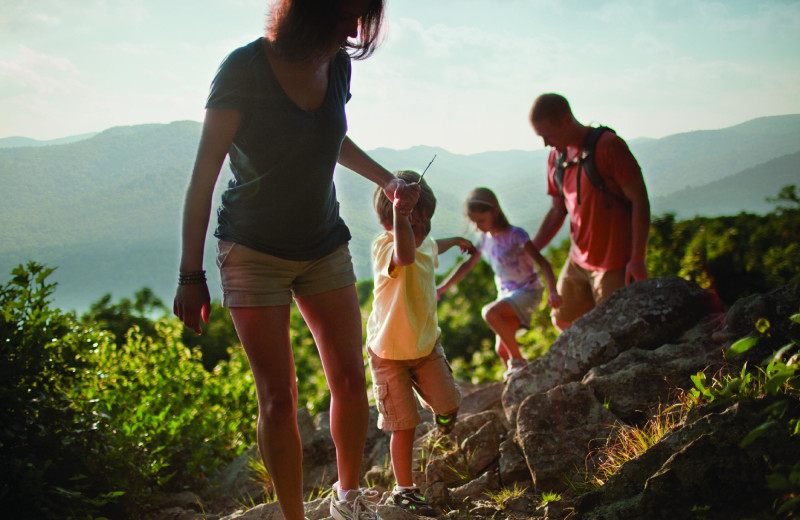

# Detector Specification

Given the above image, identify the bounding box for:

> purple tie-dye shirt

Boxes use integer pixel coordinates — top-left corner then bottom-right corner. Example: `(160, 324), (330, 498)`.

(477, 226), (543, 296)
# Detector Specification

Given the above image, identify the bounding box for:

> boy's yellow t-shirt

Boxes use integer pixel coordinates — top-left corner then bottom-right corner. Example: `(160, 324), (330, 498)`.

(366, 231), (440, 360)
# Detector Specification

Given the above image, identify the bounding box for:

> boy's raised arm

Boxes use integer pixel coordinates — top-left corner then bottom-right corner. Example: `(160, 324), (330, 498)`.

(392, 205), (417, 267)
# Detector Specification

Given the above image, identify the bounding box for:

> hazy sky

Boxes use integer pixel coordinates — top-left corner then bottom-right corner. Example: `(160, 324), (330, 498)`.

(1, 0), (799, 153)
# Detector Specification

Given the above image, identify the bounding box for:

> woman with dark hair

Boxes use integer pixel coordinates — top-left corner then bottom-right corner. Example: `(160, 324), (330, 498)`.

(173, 2), (415, 519)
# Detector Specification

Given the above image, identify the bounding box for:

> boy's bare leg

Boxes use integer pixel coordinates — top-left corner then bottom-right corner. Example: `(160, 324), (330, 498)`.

(390, 428), (416, 487)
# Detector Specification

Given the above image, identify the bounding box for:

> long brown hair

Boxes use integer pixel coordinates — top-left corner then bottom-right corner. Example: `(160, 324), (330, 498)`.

(267, 0), (385, 61)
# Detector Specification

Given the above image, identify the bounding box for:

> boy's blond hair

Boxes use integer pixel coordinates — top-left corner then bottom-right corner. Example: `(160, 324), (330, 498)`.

(373, 170), (437, 227)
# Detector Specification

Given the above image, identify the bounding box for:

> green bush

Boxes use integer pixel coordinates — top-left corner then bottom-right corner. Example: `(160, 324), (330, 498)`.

(0, 262), (258, 519)
(1, 262), (118, 518)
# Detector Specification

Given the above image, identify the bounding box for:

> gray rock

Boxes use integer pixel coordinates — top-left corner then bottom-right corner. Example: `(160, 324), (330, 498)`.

(498, 435), (531, 486)
(220, 501), (283, 520)
(460, 419), (506, 476)
(515, 382), (618, 492)
(448, 471), (500, 503)
(503, 277), (714, 424)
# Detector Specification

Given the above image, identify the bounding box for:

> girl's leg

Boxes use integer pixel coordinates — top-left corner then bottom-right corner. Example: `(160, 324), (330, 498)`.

(389, 428), (416, 487)
(228, 305), (305, 520)
(295, 284), (368, 491)
(494, 335), (511, 368)
(482, 300), (524, 361)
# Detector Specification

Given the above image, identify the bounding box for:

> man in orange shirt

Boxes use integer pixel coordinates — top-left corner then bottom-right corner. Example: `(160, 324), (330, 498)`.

(529, 93), (650, 331)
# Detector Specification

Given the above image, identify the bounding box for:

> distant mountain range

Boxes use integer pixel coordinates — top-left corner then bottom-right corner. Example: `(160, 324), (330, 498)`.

(1, 115), (798, 312)
(0, 132), (99, 148)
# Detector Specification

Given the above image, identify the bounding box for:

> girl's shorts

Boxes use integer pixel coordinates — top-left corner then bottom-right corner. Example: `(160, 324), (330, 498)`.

(499, 287), (544, 330)
(216, 240), (357, 307)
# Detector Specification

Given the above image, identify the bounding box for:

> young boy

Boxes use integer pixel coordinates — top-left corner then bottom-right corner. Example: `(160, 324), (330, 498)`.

(366, 170), (475, 517)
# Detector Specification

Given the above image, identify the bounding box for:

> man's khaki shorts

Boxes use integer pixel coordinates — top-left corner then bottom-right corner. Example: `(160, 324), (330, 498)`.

(551, 257), (625, 325)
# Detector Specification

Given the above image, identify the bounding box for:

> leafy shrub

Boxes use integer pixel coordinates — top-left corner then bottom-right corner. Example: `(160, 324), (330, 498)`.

(1, 263), (259, 519)
(0, 262), (119, 518)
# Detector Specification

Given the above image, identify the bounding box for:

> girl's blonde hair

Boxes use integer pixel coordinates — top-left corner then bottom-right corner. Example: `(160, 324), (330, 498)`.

(465, 187), (510, 230)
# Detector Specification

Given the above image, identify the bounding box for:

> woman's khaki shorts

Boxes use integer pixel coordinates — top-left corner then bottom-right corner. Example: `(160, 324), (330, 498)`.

(216, 240), (357, 307)
(367, 343), (462, 431)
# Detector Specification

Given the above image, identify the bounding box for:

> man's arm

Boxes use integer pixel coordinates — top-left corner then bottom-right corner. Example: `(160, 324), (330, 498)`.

(531, 194), (568, 251)
(523, 241), (562, 308)
(621, 174), (650, 284)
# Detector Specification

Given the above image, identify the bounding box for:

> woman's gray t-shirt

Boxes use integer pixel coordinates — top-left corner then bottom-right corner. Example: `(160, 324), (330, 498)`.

(207, 38), (352, 261)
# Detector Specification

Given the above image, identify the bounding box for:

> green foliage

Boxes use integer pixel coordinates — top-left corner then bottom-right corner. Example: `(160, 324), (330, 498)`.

(647, 186), (800, 306)
(0, 262), (117, 518)
(81, 287), (166, 346)
(685, 314), (800, 517)
(180, 301), (240, 370)
(1, 262), (258, 519)
(484, 482), (528, 507)
(436, 258), (496, 361)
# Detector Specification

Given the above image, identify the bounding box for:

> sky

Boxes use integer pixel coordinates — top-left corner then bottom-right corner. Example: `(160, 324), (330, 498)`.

(1, 0), (799, 154)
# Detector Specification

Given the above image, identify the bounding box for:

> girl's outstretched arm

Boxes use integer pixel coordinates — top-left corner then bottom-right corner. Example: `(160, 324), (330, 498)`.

(524, 240), (562, 308)
(435, 240), (480, 298)
(435, 236), (476, 255)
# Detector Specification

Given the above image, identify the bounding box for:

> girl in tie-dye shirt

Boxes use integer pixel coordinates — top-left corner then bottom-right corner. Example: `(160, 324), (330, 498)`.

(438, 187), (562, 381)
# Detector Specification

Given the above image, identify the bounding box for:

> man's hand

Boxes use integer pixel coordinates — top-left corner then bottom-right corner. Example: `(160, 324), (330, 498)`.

(547, 292), (563, 309)
(625, 259), (648, 285)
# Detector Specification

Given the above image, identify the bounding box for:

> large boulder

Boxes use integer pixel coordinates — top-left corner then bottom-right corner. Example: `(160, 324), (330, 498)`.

(503, 277), (716, 424)
(515, 382), (619, 492)
(575, 397), (800, 519)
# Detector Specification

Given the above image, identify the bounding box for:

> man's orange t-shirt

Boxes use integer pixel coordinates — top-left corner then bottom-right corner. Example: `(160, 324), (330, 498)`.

(546, 131), (643, 271)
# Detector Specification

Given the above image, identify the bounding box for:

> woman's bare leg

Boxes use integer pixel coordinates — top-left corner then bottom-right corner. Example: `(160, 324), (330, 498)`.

(295, 284), (368, 491)
(229, 305), (306, 520)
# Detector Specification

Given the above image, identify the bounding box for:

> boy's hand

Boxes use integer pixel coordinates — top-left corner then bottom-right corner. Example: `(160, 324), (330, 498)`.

(384, 178), (420, 215)
(547, 292), (563, 309)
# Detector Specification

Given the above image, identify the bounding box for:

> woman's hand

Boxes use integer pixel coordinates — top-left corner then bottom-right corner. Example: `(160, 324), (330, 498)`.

(547, 292), (563, 309)
(384, 178), (420, 215)
(173, 283), (211, 334)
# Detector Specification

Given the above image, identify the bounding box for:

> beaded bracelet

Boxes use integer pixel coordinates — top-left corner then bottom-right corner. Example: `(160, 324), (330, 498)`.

(178, 270), (207, 285)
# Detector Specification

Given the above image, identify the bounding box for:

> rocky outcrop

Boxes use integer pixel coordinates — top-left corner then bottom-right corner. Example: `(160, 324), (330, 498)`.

(154, 279), (800, 520)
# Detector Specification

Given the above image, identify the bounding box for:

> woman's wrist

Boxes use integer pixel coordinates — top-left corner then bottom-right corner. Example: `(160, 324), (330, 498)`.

(178, 270), (207, 285)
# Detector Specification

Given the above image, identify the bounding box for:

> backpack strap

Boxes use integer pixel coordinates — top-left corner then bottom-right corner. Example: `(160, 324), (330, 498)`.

(553, 126), (631, 211)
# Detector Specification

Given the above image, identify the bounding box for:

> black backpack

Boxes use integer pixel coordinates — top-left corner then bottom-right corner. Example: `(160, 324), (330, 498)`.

(553, 125), (630, 210)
